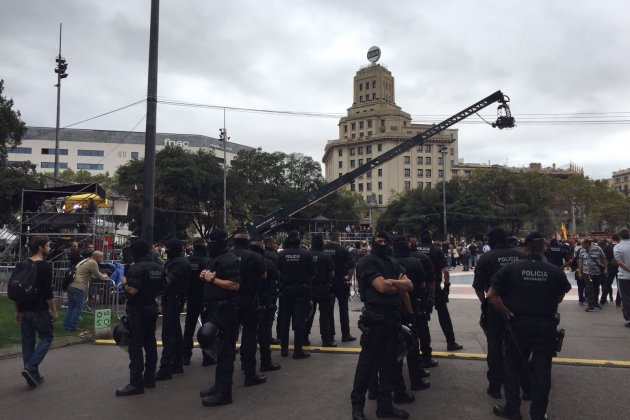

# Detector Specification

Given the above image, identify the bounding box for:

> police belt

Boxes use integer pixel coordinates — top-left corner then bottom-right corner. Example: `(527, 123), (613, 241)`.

(363, 304), (400, 320)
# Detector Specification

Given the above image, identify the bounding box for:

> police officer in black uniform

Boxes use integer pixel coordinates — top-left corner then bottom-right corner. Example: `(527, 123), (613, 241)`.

(277, 230), (315, 359)
(473, 227), (524, 399)
(155, 238), (191, 380)
(417, 230), (463, 351)
(199, 229), (241, 407)
(325, 231), (356, 343)
(305, 234), (337, 347)
(351, 230), (413, 420)
(231, 227), (267, 386)
(264, 236), (282, 345)
(183, 239), (215, 367)
(545, 239), (570, 269)
(250, 235), (281, 372)
(488, 232), (571, 420)
(116, 239), (163, 396)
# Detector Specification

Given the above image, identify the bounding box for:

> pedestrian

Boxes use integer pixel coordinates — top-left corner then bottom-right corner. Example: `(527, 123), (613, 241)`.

(417, 230), (463, 351)
(63, 250), (108, 332)
(199, 229), (241, 407)
(12, 236), (57, 388)
(578, 238), (607, 312)
(472, 227), (525, 400)
(325, 230), (356, 343)
(277, 230), (315, 359)
(602, 234), (620, 305)
(305, 234), (336, 347)
(613, 228), (630, 326)
(350, 230), (413, 420)
(115, 239), (163, 396)
(487, 232), (571, 420)
(156, 238), (191, 380)
(263, 236), (282, 345)
(67, 241), (82, 267)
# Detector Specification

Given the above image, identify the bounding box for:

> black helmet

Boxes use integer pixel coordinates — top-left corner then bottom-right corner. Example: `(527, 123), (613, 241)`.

(197, 321), (220, 358)
(397, 324), (414, 362)
(113, 316), (132, 352)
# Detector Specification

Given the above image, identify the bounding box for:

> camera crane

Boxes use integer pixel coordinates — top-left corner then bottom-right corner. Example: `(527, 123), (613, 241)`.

(252, 90), (515, 236)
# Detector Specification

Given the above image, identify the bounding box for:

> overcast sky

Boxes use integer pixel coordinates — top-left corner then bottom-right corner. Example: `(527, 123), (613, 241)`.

(1, 0), (629, 179)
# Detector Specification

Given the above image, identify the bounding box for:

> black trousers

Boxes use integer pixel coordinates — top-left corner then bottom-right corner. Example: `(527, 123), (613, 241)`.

(602, 267), (617, 301)
(486, 303), (506, 389)
(414, 304), (433, 362)
(205, 299), (237, 394)
(127, 305), (158, 388)
(305, 283), (333, 343)
(434, 284), (456, 344)
(584, 273), (602, 307)
(236, 295), (259, 377)
(330, 281), (351, 338)
(183, 296), (211, 362)
(257, 295), (276, 366)
(350, 315), (399, 411)
(159, 296), (184, 372)
(279, 285), (309, 351)
(504, 317), (555, 420)
(575, 271), (585, 302)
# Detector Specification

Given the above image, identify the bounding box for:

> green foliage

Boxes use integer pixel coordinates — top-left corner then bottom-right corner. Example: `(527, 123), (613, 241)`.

(0, 80), (26, 165)
(56, 168), (117, 192)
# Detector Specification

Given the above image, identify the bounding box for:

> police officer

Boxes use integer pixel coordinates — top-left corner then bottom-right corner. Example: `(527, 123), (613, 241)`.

(305, 234), (336, 347)
(264, 236), (282, 345)
(325, 231), (356, 343)
(182, 239), (214, 367)
(545, 239), (570, 269)
(417, 230), (463, 351)
(250, 235), (281, 372)
(473, 227), (524, 399)
(351, 230), (413, 420)
(156, 238), (191, 380)
(409, 236), (438, 368)
(116, 239), (163, 396)
(231, 227), (267, 386)
(199, 229), (241, 407)
(277, 230), (315, 359)
(488, 232), (571, 420)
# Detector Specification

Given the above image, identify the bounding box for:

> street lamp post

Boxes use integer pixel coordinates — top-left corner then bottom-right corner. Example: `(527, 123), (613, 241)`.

(53, 23), (68, 183)
(219, 125), (229, 229)
(441, 143), (448, 241)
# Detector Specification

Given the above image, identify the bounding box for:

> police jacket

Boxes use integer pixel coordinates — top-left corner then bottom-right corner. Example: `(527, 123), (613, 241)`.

(187, 252), (210, 300)
(393, 253), (427, 301)
(163, 255), (191, 298)
(545, 246), (569, 268)
(473, 245), (524, 293)
(232, 244), (265, 298)
(409, 249), (436, 284)
(416, 243), (447, 283)
(324, 242), (354, 283)
(277, 245), (315, 288)
(311, 249), (335, 286)
(491, 255), (571, 318)
(125, 256), (163, 308)
(204, 248), (241, 302)
(357, 253), (404, 312)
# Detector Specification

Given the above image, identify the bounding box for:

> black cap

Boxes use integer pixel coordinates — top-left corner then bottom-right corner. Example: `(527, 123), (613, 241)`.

(130, 238), (150, 258)
(374, 229), (391, 242)
(208, 229), (228, 242)
(165, 238), (182, 251)
(524, 231), (545, 246)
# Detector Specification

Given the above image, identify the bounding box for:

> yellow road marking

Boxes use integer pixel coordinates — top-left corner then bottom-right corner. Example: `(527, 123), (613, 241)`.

(93, 340), (630, 368)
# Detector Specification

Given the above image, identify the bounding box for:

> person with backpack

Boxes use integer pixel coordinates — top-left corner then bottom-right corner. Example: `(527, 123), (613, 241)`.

(10, 235), (58, 388)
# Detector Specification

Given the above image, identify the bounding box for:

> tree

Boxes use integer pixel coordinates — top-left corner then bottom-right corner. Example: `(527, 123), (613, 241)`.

(56, 168), (117, 192)
(0, 80), (26, 166)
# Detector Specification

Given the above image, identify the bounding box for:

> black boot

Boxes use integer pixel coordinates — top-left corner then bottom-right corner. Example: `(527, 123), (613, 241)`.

(422, 359), (438, 368)
(244, 374), (267, 386)
(376, 405), (410, 419)
(200, 385), (217, 398)
(202, 392), (232, 407)
(155, 369), (172, 381)
(393, 391), (415, 403)
(352, 405), (367, 420)
(293, 350), (311, 359)
(115, 384), (144, 396)
(410, 378), (431, 390)
(260, 362), (281, 372)
(493, 404), (522, 419)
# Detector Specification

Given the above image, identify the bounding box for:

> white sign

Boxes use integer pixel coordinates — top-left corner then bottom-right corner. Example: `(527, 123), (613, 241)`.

(94, 308), (111, 330)
(367, 46), (381, 63)
(164, 138), (191, 147)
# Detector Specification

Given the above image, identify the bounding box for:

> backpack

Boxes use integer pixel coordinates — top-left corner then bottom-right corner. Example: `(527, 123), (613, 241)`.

(62, 264), (77, 292)
(8, 260), (40, 304)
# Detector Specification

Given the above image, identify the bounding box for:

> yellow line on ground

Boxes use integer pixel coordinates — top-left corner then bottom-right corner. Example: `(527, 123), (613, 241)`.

(93, 340), (630, 367)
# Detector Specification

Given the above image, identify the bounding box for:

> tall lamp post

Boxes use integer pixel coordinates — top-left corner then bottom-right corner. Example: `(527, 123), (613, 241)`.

(440, 143), (448, 241)
(219, 126), (229, 229)
(53, 23), (69, 183)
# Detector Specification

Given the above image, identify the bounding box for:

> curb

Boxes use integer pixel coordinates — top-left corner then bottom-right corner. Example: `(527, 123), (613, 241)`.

(0, 335), (93, 361)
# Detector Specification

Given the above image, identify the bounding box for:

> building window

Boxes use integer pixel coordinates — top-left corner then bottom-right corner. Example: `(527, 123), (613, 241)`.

(351, 134), (356, 139)
(372, 93), (376, 100)
(438, 157), (444, 165)
(404, 181), (411, 190)
(41, 162), (68, 169)
(367, 157), (372, 162)
(338, 161), (343, 168)
(118, 151), (127, 158)
(338, 149), (343, 157)
(78, 149), (105, 157)
(358, 146), (363, 155)
(339, 173), (343, 178)
(367, 182), (372, 191)
(378, 181), (383, 190)
(372, 81), (376, 88)
(359, 132), (364, 138)
(367, 131), (372, 137)
(450, 147), (454, 155)
(404, 168), (411, 177)
(367, 120), (372, 128)
(367, 170), (372, 178)
(426, 157), (432, 165)
(378, 195), (383, 205)
(350, 160), (356, 168)
(377, 143), (383, 152)
(417, 157), (423, 165)
(351, 123), (356, 130)
(450, 160), (454, 167)
(359, 83), (363, 91)
(416, 146), (422, 152)
(464, 170), (471, 176)
(417, 169), (423, 177)
(350, 148), (356, 156)
(404, 156), (410, 164)
(438, 170), (444, 178)
(359, 121), (364, 129)
(452, 170), (459, 177)
(424, 145), (432, 153)
(359, 183), (364, 192)
(9, 146), (32, 154)
(418, 182), (423, 189)
(359, 96), (363, 102)
(426, 169), (432, 177)
(381, 120), (385, 127)
(426, 182), (431, 189)
(344, 125), (348, 133)
(77, 163), (104, 170)
(358, 159), (364, 165)
(350, 183), (355, 191)
(366, 145), (372, 154)
(378, 168), (383, 177)
(42, 148), (68, 155)
(131, 152), (139, 159)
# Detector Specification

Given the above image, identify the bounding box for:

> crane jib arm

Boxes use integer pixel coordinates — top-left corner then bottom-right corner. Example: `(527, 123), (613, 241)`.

(254, 90), (512, 234)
